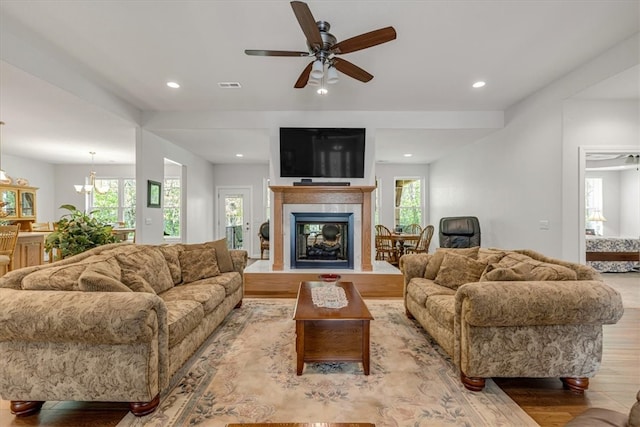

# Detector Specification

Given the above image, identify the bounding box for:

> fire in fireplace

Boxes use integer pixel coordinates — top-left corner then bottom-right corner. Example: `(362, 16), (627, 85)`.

(290, 212), (354, 269)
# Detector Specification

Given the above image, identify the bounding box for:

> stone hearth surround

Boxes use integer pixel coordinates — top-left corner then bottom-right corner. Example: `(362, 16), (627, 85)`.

(270, 186), (375, 271)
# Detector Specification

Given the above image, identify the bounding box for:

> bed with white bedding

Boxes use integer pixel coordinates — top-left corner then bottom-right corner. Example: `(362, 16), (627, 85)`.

(586, 236), (640, 273)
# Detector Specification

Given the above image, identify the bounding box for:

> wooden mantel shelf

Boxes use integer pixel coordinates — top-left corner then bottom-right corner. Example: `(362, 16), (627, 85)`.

(270, 185), (376, 271)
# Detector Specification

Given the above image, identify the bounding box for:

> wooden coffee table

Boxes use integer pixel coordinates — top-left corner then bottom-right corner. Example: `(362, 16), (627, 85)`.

(293, 281), (374, 375)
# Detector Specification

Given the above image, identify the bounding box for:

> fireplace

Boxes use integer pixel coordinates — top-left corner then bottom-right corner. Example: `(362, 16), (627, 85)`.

(290, 212), (354, 269)
(270, 186), (376, 271)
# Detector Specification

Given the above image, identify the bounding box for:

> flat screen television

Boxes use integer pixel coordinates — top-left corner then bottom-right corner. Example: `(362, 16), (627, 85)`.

(279, 127), (366, 178)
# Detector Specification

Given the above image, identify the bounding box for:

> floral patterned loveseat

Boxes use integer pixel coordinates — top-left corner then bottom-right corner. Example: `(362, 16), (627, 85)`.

(400, 247), (624, 393)
(0, 240), (247, 417)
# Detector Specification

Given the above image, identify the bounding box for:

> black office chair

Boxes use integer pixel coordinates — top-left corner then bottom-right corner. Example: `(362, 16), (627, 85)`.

(439, 216), (481, 248)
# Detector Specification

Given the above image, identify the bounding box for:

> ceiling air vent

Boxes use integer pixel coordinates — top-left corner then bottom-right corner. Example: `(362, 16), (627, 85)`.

(218, 82), (241, 89)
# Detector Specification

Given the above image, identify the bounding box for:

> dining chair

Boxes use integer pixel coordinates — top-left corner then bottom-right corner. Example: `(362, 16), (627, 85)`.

(0, 225), (20, 275)
(403, 223), (423, 235)
(375, 224), (399, 265)
(258, 221), (270, 260)
(405, 225), (435, 254)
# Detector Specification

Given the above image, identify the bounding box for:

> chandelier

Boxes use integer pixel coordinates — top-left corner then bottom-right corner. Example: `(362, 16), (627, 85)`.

(74, 151), (109, 194)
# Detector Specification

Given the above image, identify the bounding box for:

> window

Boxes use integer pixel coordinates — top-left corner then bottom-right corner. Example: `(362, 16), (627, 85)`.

(90, 178), (136, 227)
(394, 178), (422, 229)
(374, 177), (380, 225)
(263, 178), (271, 221)
(585, 177), (604, 235)
(163, 178), (181, 237)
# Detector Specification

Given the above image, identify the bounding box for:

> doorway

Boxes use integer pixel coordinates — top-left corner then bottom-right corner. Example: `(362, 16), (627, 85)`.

(217, 187), (252, 253)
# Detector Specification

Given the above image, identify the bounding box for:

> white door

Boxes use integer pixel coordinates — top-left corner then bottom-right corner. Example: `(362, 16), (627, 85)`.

(217, 187), (252, 254)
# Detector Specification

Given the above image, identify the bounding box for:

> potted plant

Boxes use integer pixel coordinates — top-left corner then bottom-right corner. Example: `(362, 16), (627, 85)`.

(45, 204), (118, 259)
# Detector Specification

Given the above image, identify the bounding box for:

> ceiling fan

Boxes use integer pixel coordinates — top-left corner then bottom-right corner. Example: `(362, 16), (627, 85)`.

(245, 1), (396, 89)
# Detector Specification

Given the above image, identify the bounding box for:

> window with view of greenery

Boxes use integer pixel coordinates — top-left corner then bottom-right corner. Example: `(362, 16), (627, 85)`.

(164, 178), (181, 237)
(394, 178), (422, 227)
(91, 178), (136, 227)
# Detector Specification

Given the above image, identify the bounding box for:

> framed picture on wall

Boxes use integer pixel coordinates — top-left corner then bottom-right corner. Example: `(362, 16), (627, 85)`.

(147, 180), (161, 208)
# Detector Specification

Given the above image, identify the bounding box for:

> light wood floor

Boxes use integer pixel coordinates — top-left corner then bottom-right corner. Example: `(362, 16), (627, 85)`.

(1, 271), (637, 427)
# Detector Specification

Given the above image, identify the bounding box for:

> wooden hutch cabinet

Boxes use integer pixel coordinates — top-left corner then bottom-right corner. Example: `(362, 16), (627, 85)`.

(1, 184), (45, 269)
(1, 184), (38, 229)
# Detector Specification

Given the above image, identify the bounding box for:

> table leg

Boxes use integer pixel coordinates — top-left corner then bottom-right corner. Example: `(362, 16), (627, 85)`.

(296, 320), (304, 375)
(362, 320), (370, 375)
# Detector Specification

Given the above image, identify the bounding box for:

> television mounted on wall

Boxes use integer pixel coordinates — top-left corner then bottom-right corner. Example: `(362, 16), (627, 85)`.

(279, 127), (365, 178)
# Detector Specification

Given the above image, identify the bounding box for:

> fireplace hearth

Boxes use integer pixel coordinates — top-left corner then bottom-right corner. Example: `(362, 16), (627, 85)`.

(290, 212), (354, 269)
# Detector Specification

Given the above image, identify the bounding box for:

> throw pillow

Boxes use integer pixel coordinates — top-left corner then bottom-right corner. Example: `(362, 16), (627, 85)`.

(158, 244), (182, 284)
(115, 247), (174, 294)
(496, 252), (577, 281)
(434, 252), (487, 290)
(424, 246), (480, 279)
(121, 269), (156, 293)
(178, 248), (221, 284)
(480, 263), (529, 281)
(206, 238), (234, 273)
(78, 264), (131, 292)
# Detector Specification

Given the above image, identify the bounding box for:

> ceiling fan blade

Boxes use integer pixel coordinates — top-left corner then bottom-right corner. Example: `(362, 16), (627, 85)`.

(245, 49), (309, 57)
(294, 61), (314, 88)
(290, 1), (323, 51)
(333, 58), (373, 83)
(332, 26), (397, 54)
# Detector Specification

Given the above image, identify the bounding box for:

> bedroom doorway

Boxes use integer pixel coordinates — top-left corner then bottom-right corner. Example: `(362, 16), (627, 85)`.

(579, 147), (640, 267)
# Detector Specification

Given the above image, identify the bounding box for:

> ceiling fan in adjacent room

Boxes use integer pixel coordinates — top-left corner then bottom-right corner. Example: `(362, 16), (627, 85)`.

(244, 1), (396, 92)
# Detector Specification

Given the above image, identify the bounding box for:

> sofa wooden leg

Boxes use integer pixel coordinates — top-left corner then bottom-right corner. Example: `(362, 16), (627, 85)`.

(235, 300), (243, 309)
(129, 394), (159, 417)
(461, 373), (486, 391)
(405, 309), (415, 320)
(10, 400), (45, 416)
(561, 377), (589, 394)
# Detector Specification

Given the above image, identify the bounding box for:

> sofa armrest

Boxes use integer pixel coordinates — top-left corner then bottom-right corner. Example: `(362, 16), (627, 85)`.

(229, 250), (248, 274)
(0, 288), (167, 345)
(455, 280), (624, 327)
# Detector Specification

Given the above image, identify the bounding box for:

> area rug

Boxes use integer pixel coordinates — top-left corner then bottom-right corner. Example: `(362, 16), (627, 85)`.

(117, 299), (538, 426)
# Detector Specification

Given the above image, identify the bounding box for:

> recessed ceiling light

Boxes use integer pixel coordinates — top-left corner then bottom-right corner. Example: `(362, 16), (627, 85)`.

(403, 153), (413, 157)
(166, 81), (180, 89)
(472, 81), (486, 88)
(235, 153), (244, 158)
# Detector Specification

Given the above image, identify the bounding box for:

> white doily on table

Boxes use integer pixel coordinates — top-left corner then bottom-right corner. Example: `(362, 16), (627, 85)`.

(311, 285), (348, 309)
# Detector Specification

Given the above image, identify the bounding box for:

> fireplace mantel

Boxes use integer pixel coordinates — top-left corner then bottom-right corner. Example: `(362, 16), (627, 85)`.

(270, 185), (376, 271)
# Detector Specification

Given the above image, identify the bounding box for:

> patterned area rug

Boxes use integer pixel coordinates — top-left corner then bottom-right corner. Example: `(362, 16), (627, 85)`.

(118, 299), (538, 426)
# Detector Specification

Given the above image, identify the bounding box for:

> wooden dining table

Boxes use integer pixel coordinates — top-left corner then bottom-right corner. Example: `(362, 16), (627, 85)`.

(388, 233), (420, 256)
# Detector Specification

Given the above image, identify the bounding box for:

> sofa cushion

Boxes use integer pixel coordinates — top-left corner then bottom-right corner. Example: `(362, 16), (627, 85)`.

(494, 252), (578, 281)
(158, 244), (182, 285)
(477, 248), (507, 264)
(434, 252), (487, 290)
(424, 247), (480, 279)
(116, 246), (174, 294)
(178, 247), (220, 283)
(78, 262), (130, 292)
(160, 283), (226, 314)
(425, 295), (455, 330)
(164, 299), (204, 348)
(407, 278), (456, 307)
(121, 269), (156, 293)
(191, 272), (242, 296)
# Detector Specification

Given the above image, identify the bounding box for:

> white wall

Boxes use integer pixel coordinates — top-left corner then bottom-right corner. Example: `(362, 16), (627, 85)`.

(4, 153), (55, 222)
(586, 170), (623, 236)
(428, 34), (639, 259)
(137, 130), (216, 244)
(620, 168), (640, 237)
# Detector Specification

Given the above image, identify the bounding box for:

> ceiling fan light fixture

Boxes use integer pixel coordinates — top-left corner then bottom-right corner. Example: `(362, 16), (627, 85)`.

(317, 87), (328, 95)
(307, 76), (320, 86)
(326, 66), (339, 84)
(310, 59), (324, 79)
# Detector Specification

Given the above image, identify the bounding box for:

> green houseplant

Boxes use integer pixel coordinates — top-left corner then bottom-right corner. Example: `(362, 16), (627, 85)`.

(45, 204), (118, 259)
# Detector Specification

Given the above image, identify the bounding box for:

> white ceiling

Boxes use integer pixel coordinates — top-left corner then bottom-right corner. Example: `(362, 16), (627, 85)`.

(0, 1), (638, 166)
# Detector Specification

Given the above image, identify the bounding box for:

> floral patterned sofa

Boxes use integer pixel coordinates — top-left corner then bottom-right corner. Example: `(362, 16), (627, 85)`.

(0, 240), (247, 417)
(400, 247), (624, 393)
